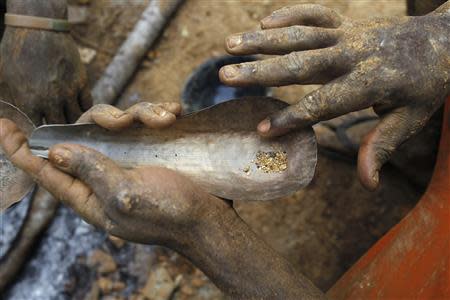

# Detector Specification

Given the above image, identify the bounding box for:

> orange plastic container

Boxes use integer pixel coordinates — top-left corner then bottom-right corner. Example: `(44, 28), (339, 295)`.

(329, 97), (450, 299)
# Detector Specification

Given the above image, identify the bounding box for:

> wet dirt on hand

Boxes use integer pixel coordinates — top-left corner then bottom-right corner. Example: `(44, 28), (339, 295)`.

(17, 1), (413, 299)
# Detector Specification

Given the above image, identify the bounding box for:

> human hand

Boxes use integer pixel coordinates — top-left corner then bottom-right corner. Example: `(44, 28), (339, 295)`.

(0, 101), (215, 248)
(0, 27), (90, 125)
(0, 101), (328, 299)
(220, 3), (450, 189)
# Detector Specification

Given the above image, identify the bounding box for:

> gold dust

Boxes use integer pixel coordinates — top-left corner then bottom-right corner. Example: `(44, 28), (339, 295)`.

(243, 165), (250, 175)
(254, 151), (287, 173)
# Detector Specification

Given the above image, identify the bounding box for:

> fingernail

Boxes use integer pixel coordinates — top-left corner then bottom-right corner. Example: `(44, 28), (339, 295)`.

(153, 106), (167, 117)
(258, 118), (271, 133)
(110, 111), (126, 119)
(260, 16), (273, 27)
(51, 147), (72, 168)
(221, 66), (238, 79)
(227, 35), (242, 49)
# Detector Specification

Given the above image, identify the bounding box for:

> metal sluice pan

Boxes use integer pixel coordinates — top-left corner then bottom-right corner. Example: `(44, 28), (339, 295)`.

(1, 97), (317, 207)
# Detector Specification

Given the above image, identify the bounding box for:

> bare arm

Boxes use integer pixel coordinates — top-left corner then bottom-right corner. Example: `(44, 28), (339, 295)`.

(0, 103), (325, 299)
(184, 203), (325, 299)
(1, 0), (90, 125)
(7, 0), (67, 18)
(220, 1), (450, 191)
(0, 0), (89, 291)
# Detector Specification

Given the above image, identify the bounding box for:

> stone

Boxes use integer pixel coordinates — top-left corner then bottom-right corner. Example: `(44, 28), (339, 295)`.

(97, 277), (126, 294)
(140, 265), (177, 300)
(88, 249), (118, 274)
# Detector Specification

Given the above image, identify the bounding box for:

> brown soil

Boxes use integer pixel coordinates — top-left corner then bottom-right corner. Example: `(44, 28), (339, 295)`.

(69, 0), (417, 298)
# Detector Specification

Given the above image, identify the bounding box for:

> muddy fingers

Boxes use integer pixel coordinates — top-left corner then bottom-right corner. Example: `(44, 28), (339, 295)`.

(126, 102), (179, 129)
(157, 102), (182, 116)
(257, 71), (383, 136)
(358, 107), (432, 190)
(226, 26), (341, 55)
(77, 104), (134, 130)
(1, 116), (328, 299)
(260, 4), (344, 29)
(49, 144), (126, 203)
(220, 47), (346, 86)
(222, 2), (450, 189)
(0, 119), (108, 227)
(77, 102), (180, 129)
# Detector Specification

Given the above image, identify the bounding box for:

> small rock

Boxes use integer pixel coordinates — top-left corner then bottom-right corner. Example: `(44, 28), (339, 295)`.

(102, 296), (125, 300)
(83, 282), (100, 300)
(180, 285), (195, 296)
(78, 47), (97, 64)
(174, 274), (183, 286)
(140, 265), (178, 300)
(147, 51), (158, 59)
(180, 27), (189, 38)
(97, 277), (126, 294)
(129, 294), (146, 300)
(191, 277), (204, 288)
(87, 249), (117, 274)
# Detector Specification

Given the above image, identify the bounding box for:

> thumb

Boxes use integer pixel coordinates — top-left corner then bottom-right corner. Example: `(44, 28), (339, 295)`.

(357, 107), (428, 190)
(48, 144), (127, 204)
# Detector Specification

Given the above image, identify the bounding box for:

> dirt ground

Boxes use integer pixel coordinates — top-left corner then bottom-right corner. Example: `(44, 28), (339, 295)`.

(65, 0), (424, 299)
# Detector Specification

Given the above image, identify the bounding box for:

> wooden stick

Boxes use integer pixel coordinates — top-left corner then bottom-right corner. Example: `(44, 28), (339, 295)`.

(92, 0), (184, 105)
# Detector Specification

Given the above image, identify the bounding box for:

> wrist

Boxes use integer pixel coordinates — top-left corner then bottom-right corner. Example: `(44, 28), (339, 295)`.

(180, 201), (325, 299)
(7, 0), (67, 19)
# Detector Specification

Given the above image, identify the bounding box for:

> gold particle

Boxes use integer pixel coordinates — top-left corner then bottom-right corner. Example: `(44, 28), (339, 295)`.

(254, 151), (288, 173)
(243, 165), (250, 175)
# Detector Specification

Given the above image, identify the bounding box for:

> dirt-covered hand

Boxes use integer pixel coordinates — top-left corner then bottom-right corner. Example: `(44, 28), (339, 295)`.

(220, 2), (450, 190)
(0, 102), (327, 299)
(77, 101), (181, 129)
(0, 27), (91, 125)
(0, 101), (215, 247)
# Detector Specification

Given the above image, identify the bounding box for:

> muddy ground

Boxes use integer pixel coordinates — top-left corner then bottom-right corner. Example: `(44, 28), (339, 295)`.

(14, 0), (426, 299)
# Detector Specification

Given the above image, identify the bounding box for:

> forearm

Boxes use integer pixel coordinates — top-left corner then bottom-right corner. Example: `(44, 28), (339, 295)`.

(7, 0), (67, 18)
(180, 198), (326, 300)
(0, 188), (58, 292)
